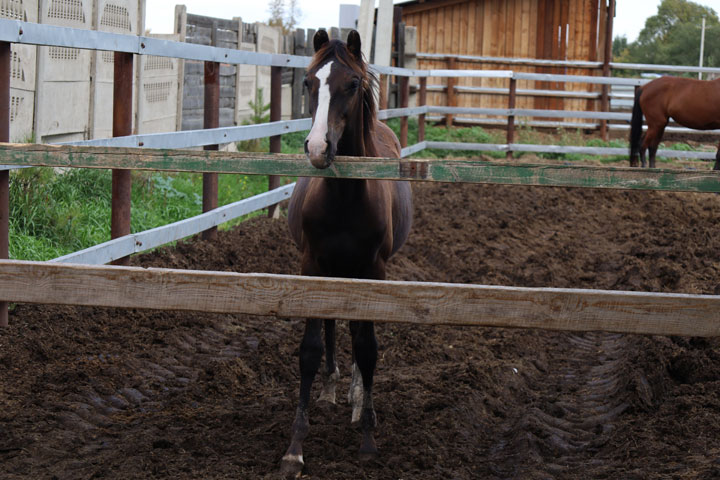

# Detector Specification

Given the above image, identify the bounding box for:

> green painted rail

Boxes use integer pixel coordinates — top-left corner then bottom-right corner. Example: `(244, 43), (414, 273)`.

(1, 143), (720, 193)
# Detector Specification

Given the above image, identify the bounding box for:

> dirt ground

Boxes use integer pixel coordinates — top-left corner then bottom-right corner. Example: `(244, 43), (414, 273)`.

(3, 180), (720, 479)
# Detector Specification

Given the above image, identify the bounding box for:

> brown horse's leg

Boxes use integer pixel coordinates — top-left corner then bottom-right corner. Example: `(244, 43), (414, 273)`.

(349, 320), (379, 456)
(642, 124), (666, 169)
(715, 142), (720, 171)
(637, 132), (646, 168)
(281, 318), (323, 477)
(317, 319), (340, 403)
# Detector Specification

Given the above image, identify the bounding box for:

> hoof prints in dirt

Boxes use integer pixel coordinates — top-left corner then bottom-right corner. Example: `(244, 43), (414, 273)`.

(4, 183), (720, 479)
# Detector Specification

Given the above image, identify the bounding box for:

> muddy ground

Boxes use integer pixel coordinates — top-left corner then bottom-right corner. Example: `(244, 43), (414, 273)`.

(3, 180), (720, 479)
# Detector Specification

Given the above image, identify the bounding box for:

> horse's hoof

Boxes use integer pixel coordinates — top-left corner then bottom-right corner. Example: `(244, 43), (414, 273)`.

(317, 386), (336, 404)
(359, 437), (378, 461)
(318, 367), (340, 404)
(280, 454), (304, 479)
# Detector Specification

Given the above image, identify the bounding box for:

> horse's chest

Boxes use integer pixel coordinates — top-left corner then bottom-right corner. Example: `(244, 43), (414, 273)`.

(303, 209), (388, 274)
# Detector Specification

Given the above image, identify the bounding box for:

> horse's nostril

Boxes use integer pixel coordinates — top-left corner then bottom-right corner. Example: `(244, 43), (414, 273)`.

(304, 140), (309, 154)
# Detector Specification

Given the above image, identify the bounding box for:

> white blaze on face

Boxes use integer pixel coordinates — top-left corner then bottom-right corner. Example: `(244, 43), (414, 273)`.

(306, 61), (333, 162)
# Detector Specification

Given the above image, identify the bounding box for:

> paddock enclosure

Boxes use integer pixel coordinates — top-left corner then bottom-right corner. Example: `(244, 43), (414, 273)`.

(4, 183), (720, 478)
(2, 16), (720, 479)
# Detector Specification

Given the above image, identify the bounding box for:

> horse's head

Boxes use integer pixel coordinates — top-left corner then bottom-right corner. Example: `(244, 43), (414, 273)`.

(304, 30), (372, 169)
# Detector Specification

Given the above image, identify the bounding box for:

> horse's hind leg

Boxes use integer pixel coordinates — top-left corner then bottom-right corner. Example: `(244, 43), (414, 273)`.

(643, 123), (666, 168)
(317, 319), (340, 403)
(349, 320), (379, 456)
(281, 318), (323, 477)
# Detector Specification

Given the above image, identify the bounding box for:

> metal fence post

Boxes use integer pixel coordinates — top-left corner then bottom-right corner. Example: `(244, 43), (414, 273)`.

(506, 77), (517, 160)
(446, 56), (456, 127)
(600, 0), (615, 141)
(110, 51), (134, 266)
(399, 76), (409, 148)
(418, 77), (427, 143)
(0, 42), (7, 327)
(202, 21), (220, 241)
(268, 65), (282, 218)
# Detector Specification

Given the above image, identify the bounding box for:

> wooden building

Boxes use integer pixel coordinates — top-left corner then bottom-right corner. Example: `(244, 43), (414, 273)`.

(398, 0), (615, 118)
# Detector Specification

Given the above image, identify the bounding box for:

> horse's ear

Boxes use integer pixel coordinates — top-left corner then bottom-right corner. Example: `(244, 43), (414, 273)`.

(347, 30), (362, 59)
(313, 30), (329, 53)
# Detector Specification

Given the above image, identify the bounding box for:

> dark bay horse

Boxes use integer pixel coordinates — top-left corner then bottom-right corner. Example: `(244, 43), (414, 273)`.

(281, 30), (412, 477)
(630, 76), (720, 169)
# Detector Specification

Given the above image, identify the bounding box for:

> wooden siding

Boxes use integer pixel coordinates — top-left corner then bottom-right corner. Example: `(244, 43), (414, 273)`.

(403, 0), (609, 116)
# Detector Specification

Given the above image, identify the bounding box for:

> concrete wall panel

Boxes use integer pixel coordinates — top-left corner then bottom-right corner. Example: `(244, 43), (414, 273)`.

(92, 0), (141, 139)
(255, 23), (280, 107)
(35, 0), (93, 142)
(137, 34), (179, 134)
(2, 0), (39, 142)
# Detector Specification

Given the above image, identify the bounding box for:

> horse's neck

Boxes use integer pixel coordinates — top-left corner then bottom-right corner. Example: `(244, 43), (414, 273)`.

(323, 95), (375, 195)
(337, 102), (375, 158)
(325, 117), (369, 198)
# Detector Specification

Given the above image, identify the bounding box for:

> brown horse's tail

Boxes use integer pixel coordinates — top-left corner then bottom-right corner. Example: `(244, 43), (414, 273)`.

(629, 87), (644, 161)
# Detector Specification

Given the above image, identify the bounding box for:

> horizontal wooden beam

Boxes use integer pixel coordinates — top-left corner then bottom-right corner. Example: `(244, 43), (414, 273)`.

(1, 143), (720, 192)
(2, 260), (720, 337)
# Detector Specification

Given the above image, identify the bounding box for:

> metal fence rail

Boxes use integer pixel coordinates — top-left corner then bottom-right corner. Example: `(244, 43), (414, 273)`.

(50, 183), (295, 265)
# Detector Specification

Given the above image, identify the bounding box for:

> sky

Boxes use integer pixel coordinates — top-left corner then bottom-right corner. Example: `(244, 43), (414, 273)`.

(145, 0), (720, 42)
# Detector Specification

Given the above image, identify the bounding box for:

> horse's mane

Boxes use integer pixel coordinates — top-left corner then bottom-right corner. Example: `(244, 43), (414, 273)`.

(308, 39), (379, 157)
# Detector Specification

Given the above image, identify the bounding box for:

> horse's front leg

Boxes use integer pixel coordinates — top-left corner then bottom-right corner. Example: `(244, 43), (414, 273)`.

(281, 318), (323, 478)
(317, 319), (340, 403)
(350, 320), (379, 456)
(714, 142), (720, 171)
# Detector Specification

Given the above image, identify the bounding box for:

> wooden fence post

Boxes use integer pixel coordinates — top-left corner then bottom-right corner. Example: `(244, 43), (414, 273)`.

(506, 77), (517, 161)
(291, 29), (306, 119)
(268, 65), (282, 219)
(110, 51), (134, 266)
(418, 77), (426, 143)
(202, 21), (220, 241)
(446, 56), (456, 127)
(304, 29), (315, 117)
(0, 42), (8, 326)
(399, 76), (409, 148)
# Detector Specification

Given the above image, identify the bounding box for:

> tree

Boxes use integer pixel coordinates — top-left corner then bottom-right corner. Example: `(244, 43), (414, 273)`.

(285, 0), (301, 32)
(612, 35), (628, 60)
(268, 0), (285, 30)
(622, 0), (720, 67)
(267, 0), (302, 34)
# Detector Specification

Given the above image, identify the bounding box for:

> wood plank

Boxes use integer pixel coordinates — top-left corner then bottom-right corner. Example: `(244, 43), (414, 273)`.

(436, 8), (445, 53)
(476, 0), (484, 55)
(452, 4), (461, 55)
(513, 0), (522, 58)
(401, 0), (469, 15)
(467, 1), (476, 58)
(444, 6), (452, 54)
(4, 260), (720, 337)
(459, 2), (468, 55)
(2, 143), (720, 193)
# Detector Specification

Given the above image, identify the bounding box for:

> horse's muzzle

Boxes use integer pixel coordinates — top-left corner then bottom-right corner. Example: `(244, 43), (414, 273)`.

(305, 138), (335, 169)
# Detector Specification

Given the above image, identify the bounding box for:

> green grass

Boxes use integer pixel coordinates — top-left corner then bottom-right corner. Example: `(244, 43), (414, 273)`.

(9, 166), (273, 261)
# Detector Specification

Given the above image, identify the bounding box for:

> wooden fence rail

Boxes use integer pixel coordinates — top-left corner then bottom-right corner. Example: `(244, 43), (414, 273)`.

(3, 260), (720, 337)
(1, 144), (719, 193)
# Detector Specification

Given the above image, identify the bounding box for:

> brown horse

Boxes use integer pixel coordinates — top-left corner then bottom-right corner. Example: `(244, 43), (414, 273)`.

(281, 30), (412, 477)
(630, 76), (720, 169)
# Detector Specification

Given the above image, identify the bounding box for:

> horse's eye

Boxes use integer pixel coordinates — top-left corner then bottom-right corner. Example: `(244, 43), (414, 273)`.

(347, 78), (360, 92)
